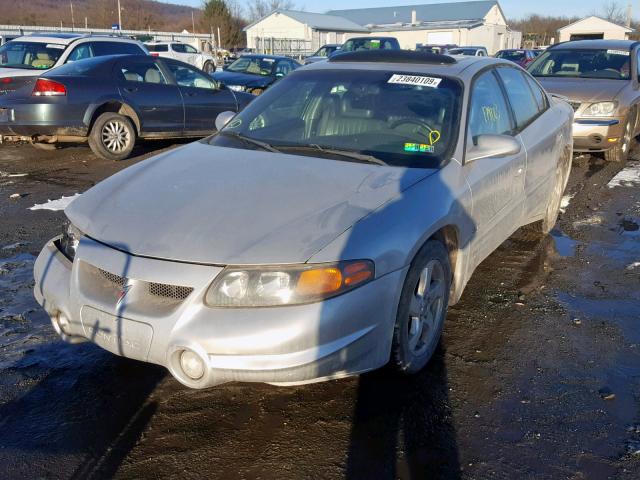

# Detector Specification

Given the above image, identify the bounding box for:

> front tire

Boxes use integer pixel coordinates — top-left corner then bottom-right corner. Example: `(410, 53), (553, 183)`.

(391, 240), (451, 374)
(604, 114), (634, 163)
(88, 112), (136, 161)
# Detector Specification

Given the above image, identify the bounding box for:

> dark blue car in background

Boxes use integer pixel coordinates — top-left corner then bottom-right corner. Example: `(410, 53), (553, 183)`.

(213, 54), (301, 95)
(0, 54), (253, 160)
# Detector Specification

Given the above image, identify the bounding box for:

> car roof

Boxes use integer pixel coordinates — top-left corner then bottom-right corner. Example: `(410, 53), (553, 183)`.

(12, 34), (140, 45)
(303, 50), (512, 79)
(346, 36), (397, 40)
(550, 39), (638, 50)
(238, 54), (293, 60)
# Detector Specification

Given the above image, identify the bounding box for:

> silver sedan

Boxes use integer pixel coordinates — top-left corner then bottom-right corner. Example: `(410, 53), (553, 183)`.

(33, 51), (573, 388)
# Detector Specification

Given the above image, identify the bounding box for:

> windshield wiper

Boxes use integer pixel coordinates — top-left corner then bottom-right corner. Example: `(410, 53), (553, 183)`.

(218, 130), (281, 153)
(279, 144), (388, 166)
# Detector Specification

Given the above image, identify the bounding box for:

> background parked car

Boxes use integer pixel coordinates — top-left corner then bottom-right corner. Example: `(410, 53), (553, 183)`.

(448, 46), (488, 56)
(146, 41), (217, 74)
(0, 54), (253, 160)
(528, 39), (640, 162)
(0, 33), (148, 92)
(417, 44), (459, 55)
(494, 49), (537, 68)
(304, 44), (341, 64)
(213, 54), (300, 95)
(337, 37), (400, 53)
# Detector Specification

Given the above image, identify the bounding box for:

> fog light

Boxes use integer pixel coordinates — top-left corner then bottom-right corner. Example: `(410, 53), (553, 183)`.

(607, 137), (619, 143)
(179, 350), (205, 380)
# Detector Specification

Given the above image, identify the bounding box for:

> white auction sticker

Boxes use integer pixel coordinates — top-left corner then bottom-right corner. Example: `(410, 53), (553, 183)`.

(46, 44), (66, 49)
(388, 74), (442, 88)
(607, 49), (629, 56)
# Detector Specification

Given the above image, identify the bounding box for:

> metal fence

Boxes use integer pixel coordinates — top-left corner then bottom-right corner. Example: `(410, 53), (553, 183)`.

(254, 37), (313, 60)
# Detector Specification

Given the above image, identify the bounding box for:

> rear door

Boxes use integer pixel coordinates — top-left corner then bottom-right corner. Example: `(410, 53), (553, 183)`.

(495, 66), (560, 222)
(464, 68), (526, 265)
(171, 43), (198, 66)
(162, 59), (237, 134)
(116, 57), (184, 134)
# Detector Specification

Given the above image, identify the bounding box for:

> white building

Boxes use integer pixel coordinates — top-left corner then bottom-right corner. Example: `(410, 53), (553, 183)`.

(557, 16), (634, 43)
(244, 1), (521, 56)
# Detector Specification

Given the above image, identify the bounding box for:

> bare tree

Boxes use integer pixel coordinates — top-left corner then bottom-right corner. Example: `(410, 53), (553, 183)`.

(247, 0), (295, 22)
(598, 0), (626, 24)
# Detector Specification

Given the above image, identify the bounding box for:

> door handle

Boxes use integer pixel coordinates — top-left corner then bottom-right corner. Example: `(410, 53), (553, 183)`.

(123, 87), (138, 93)
(515, 167), (524, 176)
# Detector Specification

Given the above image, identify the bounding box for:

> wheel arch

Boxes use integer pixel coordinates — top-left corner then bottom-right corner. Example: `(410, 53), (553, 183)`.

(86, 101), (141, 136)
(425, 224), (464, 305)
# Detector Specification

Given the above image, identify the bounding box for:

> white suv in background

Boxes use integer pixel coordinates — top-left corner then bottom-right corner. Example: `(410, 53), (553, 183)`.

(0, 33), (148, 79)
(146, 42), (217, 73)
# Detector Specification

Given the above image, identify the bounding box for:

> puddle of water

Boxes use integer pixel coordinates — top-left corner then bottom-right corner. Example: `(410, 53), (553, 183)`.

(551, 229), (578, 257)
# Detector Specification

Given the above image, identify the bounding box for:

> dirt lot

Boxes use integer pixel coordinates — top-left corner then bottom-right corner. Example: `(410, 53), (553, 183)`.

(0, 141), (639, 479)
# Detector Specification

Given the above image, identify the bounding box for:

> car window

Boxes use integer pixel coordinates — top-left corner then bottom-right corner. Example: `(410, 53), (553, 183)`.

(184, 44), (198, 54)
(275, 60), (293, 76)
(91, 41), (143, 57)
(147, 44), (169, 52)
(171, 44), (197, 54)
(120, 61), (167, 84)
(211, 68), (463, 168)
(496, 50), (525, 61)
(67, 44), (93, 62)
(496, 67), (540, 130)
(226, 56), (276, 76)
(523, 74), (548, 113)
(0, 41), (65, 70)
(469, 70), (513, 140)
(528, 48), (631, 80)
(167, 62), (216, 89)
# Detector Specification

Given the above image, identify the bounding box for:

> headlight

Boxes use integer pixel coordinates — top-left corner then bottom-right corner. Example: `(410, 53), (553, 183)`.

(205, 260), (375, 307)
(227, 85), (244, 92)
(59, 221), (83, 261)
(584, 101), (617, 116)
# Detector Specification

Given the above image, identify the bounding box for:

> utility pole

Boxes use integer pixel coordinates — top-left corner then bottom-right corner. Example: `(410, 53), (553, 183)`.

(191, 11), (196, 33)
(626, 2), (632, 28)
(70, 3), (75, 31)
(217, 26), (221, 49)
(85, 17), (88, 29)
(117, 0), (122, 31)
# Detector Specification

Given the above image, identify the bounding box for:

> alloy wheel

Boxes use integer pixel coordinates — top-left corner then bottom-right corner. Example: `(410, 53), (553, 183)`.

(407, 259), (446, 356)
(101, 120), (131, 153)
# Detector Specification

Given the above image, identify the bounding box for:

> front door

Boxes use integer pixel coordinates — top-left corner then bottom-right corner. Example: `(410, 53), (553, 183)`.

(464, 69), (526, 266)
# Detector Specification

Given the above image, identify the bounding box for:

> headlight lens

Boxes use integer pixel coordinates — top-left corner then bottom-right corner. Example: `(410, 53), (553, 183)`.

(227, 85), (244, 92)
(59, 221), (83, 261)
(584, 101), (617, 116)
(205, 260), (375, 307)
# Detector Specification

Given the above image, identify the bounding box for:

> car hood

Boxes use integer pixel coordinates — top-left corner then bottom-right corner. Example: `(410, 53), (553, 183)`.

(535, 77), (627, 103)
(0, 67), (47, 78)
(66, 142), (436, 265)
(212, 70), (272, 87)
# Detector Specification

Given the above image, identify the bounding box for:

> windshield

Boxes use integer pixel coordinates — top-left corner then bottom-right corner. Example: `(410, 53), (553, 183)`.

(341, 38), (395, 52)
(450, 48), (476, 55)
(209, 69), (462, 168)
(0, 41), (66, 70)
(226, 56), (275, 76)
(496, 50), (526, 61)
(528, 48), (631, 79)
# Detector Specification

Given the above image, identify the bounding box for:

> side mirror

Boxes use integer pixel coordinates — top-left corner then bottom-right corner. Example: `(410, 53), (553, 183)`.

(215, 111), (236, 131)
(465, 134), (521, 163)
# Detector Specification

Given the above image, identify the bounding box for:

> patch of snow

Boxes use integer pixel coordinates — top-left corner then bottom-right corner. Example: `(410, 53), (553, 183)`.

(0, 170), (28, 178)
(2, 242), (28, 250)
(626, 262), (640, 271)
(608, 162), (640, 188)
(560, 193), (575, 213)
(572, 215), (604, 228)
(29, 193), (81, 212)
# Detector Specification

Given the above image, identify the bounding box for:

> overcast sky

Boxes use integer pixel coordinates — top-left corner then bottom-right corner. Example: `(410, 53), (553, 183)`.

(166, 0), (635, 20)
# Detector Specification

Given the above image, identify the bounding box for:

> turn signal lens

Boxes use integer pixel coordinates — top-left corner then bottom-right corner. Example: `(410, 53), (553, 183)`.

(297, 268), (342, 295)
(32, 78), (66, 96)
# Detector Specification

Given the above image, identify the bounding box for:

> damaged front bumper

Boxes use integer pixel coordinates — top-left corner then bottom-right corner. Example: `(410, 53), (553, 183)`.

(33, 236), (404, 388)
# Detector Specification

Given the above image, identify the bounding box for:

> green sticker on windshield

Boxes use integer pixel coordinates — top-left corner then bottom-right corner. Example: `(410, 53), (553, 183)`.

(404, 143), (434, 153)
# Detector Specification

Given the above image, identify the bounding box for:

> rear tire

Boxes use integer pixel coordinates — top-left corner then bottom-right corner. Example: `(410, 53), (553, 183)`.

(203, 61), (215, 74)
(604, 114), (634, 163)
(88, 112), (136, 161)
(391, 240), (451, 374)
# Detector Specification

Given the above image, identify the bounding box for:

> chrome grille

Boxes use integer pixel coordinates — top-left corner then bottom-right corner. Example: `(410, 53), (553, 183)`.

(148, 282), (193, 301)
(99, 268), (126, 287)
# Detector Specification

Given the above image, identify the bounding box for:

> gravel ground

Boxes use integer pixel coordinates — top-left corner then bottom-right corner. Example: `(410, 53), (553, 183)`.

(0, 141), (638, 479)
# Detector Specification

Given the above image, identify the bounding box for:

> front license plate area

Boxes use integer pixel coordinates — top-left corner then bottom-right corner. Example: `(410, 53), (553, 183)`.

(80, 306), (153, 361)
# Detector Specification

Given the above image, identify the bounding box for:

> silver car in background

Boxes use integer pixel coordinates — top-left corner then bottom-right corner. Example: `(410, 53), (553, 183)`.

(33, 50), (573, 388)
